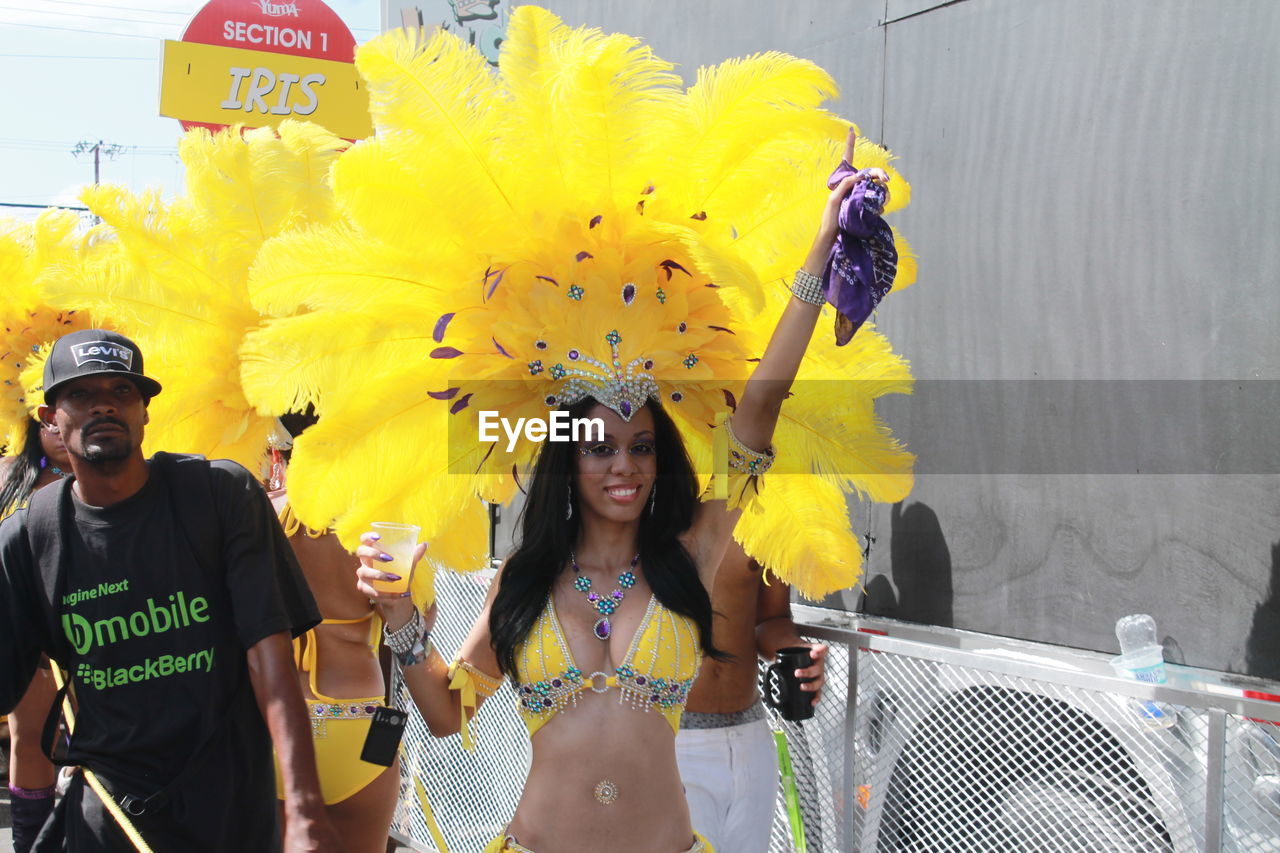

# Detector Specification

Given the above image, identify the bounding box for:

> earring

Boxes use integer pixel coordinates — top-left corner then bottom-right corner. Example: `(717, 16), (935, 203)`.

(267, 446), (285, 491)
(565, 483), (573, 520)
(648, 482), (656, 516)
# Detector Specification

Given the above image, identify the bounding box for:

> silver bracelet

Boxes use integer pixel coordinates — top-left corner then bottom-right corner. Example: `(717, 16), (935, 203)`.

(384, 608), (424, 656)
(790, 268), (825, 305)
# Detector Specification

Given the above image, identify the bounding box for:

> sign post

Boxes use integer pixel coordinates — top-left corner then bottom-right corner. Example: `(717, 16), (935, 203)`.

(161, 0), (371, 140)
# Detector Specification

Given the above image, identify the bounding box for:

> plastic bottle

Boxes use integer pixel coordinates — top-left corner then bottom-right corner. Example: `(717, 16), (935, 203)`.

(1113, 614), (1167, 684)
(1116, 614), (1159, 655)
(1112, 614), (1175, 728)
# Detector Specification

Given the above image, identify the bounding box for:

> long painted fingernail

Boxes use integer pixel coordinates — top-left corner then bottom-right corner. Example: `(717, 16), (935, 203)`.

(377, 553), (394, 562)
(382, 573), (401, 581)
(399, 591), (413, 598)
(370, 533), (381, 540)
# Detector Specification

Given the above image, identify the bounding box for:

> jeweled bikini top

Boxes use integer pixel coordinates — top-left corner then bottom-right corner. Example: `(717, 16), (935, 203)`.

(512, 593), (702, 737)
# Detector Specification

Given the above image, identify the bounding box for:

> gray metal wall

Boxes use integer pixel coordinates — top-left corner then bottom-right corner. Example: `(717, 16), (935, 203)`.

(529, 0), (1280, 676)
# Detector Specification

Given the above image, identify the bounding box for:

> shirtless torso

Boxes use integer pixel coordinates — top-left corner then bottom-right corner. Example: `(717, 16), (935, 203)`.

(685, 544), (775, 715)
(676, 541), (827, 853)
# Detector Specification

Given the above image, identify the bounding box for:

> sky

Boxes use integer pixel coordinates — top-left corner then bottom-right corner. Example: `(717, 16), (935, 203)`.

(0, 0), (382, 221)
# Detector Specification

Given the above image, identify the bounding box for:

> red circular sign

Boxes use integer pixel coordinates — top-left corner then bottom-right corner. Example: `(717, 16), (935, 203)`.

(178, 0), (358, 133)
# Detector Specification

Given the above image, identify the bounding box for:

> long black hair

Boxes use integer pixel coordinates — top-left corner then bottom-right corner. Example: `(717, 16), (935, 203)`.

(490, 398), (727, 676)
(1, 420), (47, 517)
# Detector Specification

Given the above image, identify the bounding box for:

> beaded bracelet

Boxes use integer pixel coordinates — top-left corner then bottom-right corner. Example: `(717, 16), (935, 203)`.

(384, 608), (432, 666)
(725, 417), (776, 477)
(384, 608), (423, 654)
(790, 268), (825, 306)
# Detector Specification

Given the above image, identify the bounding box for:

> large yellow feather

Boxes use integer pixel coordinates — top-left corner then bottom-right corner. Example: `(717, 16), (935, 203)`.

(0, 211), (107, 453)
(735, 475), (867, 600)
(43, 122), (344, 470)
(248, 8), (918, 595)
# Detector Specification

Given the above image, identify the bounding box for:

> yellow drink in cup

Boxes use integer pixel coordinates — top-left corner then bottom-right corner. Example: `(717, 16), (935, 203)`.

(370, 522), (419, 595)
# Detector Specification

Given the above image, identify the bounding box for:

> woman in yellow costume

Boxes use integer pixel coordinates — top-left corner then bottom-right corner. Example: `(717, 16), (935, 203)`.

(357, 133), (889, 852)
(0, 211), (106, 853)
(47, 125), (400, 853)
(266, 413), (401, 853)
(244, 8), (918, 852)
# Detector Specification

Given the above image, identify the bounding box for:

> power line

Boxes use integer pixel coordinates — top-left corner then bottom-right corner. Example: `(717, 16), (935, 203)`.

(0, 136), (176, 154)
(0, 19), (165, 39)
(0, 16), (375, 40)
(41, 0), (189, 16)
(0, 3), (177, 25)
(0, 202), (90, 211)
(0, 52), (156, 59)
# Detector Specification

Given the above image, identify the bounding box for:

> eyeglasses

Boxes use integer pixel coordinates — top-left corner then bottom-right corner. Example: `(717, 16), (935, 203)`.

(578, 441), (656, 459)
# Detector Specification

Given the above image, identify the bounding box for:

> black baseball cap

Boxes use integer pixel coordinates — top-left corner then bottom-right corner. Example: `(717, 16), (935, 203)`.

(42, 329), (163, 404)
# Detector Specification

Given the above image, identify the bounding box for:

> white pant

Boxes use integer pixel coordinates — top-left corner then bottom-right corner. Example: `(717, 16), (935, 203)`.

(676, 716), (779, 853)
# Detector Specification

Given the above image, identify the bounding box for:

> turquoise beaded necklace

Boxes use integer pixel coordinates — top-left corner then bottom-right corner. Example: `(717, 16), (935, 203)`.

(42, 457), (70, 478)
(568, 551), (638, 641)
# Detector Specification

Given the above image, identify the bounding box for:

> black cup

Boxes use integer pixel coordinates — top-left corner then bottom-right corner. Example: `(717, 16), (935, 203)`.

(764, 645), (815, 721)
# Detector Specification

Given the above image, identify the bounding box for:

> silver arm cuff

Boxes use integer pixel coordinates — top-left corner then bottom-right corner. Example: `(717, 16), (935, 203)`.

(790, 268), (825, 305)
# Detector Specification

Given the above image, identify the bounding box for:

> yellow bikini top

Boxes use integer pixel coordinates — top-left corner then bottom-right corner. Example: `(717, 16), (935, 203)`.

(510, 593), (702, 738)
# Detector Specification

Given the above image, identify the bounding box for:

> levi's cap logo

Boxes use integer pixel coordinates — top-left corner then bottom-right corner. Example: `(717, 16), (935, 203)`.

(70, 341), (135, 370)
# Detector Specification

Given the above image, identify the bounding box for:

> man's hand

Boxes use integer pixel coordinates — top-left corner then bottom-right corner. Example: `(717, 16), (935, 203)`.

(246, 632), (341, 851)
(756, 579), (829, 706)
(795, 642), (829, 706)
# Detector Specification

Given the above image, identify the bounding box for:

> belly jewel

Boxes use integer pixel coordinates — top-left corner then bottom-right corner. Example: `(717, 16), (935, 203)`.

(593, 779), (619, 805)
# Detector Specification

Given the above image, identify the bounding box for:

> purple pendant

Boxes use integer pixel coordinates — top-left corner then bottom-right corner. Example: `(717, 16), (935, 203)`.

(594, 617), (612, 641)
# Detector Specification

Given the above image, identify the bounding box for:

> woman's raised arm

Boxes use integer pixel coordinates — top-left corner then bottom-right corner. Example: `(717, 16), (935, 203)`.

(686, 129), (890, 582)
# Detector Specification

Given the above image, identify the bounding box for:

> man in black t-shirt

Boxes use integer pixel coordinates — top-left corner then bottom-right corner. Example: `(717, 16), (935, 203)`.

(0, 330), (338, 852)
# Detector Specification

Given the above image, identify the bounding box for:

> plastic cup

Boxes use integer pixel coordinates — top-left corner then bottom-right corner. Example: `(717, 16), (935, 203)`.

(1109, 645), (1167, 684)
(370, 522), (419, 595)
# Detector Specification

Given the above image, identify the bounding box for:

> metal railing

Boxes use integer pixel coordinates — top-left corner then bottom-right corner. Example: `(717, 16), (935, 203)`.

(391, 572), (1280, 852)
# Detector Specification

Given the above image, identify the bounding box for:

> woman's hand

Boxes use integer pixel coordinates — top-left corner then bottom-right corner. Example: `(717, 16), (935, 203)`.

(355, 533), (428, 632)
(805, 128), (890, 271)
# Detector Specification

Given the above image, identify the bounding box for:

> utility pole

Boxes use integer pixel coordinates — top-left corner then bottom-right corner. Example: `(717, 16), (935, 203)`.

(72, 139), (127, 184)
(71, 140), (127, 223)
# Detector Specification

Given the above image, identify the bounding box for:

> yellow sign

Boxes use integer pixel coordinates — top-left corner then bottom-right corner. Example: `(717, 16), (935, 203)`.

(160, 40), (371, 140)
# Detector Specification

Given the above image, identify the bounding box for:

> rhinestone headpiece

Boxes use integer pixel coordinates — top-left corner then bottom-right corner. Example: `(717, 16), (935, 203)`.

(540, 330), (659, 421)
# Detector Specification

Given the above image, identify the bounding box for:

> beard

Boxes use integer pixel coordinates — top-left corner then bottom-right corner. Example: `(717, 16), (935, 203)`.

(82, 443), (132, 463)
(79, 434), (134, 464)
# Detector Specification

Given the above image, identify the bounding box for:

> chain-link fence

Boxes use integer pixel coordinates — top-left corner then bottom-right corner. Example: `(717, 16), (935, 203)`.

(389, 568), (528, 851)
(391, 580), (1280, 852)
(771, 610), (1280, 853)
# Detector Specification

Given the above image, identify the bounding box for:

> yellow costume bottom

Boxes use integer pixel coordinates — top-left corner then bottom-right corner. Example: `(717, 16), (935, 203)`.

(275, 697), (392, 804)
(484, 831), (714, 852)
(275, 608), (393, 804)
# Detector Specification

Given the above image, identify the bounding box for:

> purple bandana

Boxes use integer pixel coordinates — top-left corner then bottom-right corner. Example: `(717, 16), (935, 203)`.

(823, 161), (898, 345)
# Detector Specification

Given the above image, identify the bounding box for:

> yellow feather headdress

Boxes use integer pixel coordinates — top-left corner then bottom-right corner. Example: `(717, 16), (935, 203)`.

(244, 7), (918, 598)
(0, 210), (109, 455)
(42, 122), (346, 472)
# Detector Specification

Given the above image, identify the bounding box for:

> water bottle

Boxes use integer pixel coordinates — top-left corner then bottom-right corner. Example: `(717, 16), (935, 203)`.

(1116, 614), (1158, 655)
(1113, 614), (1167, 684)
(1112, 614), (1175, 727)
